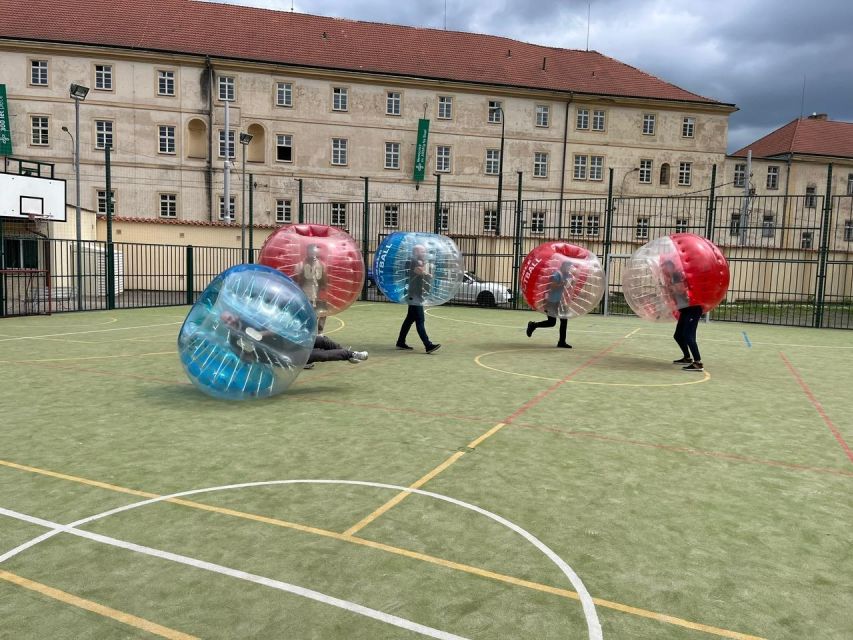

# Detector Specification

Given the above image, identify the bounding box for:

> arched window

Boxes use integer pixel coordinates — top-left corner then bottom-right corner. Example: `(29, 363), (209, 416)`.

(660, 163), (670, 186)
(246, 123), (265, 163)
(187, 118), (207, 159)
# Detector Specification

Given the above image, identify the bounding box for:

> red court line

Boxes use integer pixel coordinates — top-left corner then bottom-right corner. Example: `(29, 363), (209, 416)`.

(502, 339), (624, 424)
(514, 423), (853, 479)
(780, 352), (853, 465)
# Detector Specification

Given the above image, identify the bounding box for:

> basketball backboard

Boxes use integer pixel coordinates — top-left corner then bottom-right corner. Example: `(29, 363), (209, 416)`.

(1, 162), (67, 222)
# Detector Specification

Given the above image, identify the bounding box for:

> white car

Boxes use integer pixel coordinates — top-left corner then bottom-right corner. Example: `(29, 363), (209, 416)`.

(453, 271), (513, 307)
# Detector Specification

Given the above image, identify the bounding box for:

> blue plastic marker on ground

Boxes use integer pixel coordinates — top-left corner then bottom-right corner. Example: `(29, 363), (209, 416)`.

(742, 331), (752, 348)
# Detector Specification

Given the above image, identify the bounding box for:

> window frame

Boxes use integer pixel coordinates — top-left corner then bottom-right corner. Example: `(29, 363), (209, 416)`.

(592, 109), (606, 131)
(384, 141), (401, 170)
(438, 206), (449, 232)
(331, 202), (347, 227)
(589, 156), (604, 181)
(96, 189), (116, 216)
(487, 100), (503, 124)
(94, 64), (113, 91)
(586, 214), (600, 237)
(569, 214), (584, 236)
(30, 115), (50, 146)
(218, 195), (236, 221)
(762, 214), (775, 238)
(30, 59), (49, 86)
(734, 163), (746, 188)
(383, 204), (400, 229)
(159, 193), (177, 218)
(533, 152), (548, 178)
(218, 75), (235, 102)
(804, 185), (817, 209)
(158, 125), (176, 155)
(483, 208), (498, 233)
(681, 117), (695, 138)
(847, 174), (853, 196)
(636, 217), (650, 240)
(386, 91), (401, 116)
(275, 133), (293, 163)
(331, 138), (348, 166)
(729, 214), (742, 237)
(535, 105), (550, 128)
(218, 129), (235, 159)
(530, 211), (546, 234)
(639, 159), (652, 184)
(437, 95), (453, 120)
(642, 113), (656, 136)
(435, 145), (452, 173)
(766, 166), (779, 190)
(576, 108), (589, 130)
(800, 231), (813, 249)
(276, 81), (293, 108)
(678, 161), (692, 186)
(275, 198), (292, 224)
(485, 149), (500, 176)
(332, 87), (349, 112)
(95, 119), (114, 150)
(573, 155), (588, 180)
(675, 217), (689, 233)
(844, 219), (853, 242)
(157, 69), (176, 97)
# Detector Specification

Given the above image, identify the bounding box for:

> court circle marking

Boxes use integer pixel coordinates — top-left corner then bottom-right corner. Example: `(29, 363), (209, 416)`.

(425, 308), (627, 335)
(475, 348), (710, 387)
(0, 479), (602, 640)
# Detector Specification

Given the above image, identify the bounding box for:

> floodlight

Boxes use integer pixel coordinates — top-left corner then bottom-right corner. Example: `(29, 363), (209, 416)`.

(69, 83), (89, 100)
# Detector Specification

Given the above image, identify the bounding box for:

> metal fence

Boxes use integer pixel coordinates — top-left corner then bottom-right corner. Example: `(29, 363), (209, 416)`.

(2, 173), (851, 328)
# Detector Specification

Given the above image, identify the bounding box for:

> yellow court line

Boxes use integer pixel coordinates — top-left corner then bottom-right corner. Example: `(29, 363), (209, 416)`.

(625, 327), (641, 338)
(0, 459), (766, 640)
(424, 308), (629, 335)
(0, 570), (199, 640)
(342, 423), (508, 536)
(321, 315), (345, 335)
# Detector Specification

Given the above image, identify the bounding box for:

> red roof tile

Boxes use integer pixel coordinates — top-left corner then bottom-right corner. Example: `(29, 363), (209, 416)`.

(0, 0), (732, 106)
(732, 117), (853, 159)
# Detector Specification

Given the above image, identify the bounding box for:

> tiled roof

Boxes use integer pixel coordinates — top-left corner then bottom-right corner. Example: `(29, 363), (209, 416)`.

(0, 0), (732, 106)
(731, 118), (853, 159)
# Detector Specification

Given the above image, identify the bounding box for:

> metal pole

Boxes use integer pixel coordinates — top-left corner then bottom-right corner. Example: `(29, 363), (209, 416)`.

(361, 177), (369, 300)
(296, 178), (304, 223)
(433, 173), (441, 234)
(241, 141), (246, 261)
(603, 168), (615, 315)
(512, 171), (524, 309)
(105, 144), (114, 310)
(739, 150), (752, 245)
(814, 163), (834, 328)
(224, 100), (230, 222)
(74, 97), (83, 310)
(706, 164), (717, 238)
(248, 173), (254, 263)
(496, 106), (505, 236)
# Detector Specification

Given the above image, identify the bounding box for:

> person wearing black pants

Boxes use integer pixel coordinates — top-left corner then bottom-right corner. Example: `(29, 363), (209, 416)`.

(396, 244), (441, 354)
(673, 305), (704, 371)
(526, 261), (572, 348)
(526, 315), (570, 347)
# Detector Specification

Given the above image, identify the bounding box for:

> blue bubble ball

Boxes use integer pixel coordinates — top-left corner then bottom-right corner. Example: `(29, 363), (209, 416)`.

(372, 232), (463, 306)
(178, 264), (316, 400)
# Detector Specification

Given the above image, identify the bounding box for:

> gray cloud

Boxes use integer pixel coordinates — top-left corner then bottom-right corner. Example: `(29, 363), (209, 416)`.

(211, 0), (853, 152)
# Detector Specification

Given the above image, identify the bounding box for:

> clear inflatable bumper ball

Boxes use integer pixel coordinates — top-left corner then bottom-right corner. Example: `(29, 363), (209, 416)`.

(520, 242), (605, 318)
(258, 223), (365, 317)
(621, 233), (730, 322)
(178, 264), (316, 400)
(372, 232), (464, 306)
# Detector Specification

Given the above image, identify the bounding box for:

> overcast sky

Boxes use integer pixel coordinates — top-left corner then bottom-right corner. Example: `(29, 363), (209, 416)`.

(211, 0), (853, 153)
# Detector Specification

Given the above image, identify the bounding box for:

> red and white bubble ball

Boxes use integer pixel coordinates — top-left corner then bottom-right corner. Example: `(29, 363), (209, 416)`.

(258, 224), (364, 317)
(520, 242), (605, 319)
(621, 233), (730, 322)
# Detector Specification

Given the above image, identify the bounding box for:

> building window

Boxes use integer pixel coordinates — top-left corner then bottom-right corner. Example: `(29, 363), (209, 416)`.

(530, 211), (545, 234)
(636, 217), (650, 239)
(767, 166), (779, 190)
(844, 220), (853, 242)
(219, 195), (235, 221)
(436, 146), (451, 173)
(675, 218), (689, 233)
(331, 202), (347, 227)
(332, 87), (348, 111)
(159, 194), (177, 218)
(762, 214), (775, 237)
(95, 120), (113, 149)
(218, 130), (235, 158)
(682, 117), (695, 138)
(97, 189), (116, 215)
(276, 82), (293, 107)
(533, 152), (548, 178)
(438, 96), (453, 119)
(31, 116), (49, 145)
(2, 238), (39, 269)
(275, 134), (293, 162)
(576, 108), (589, 130)
(30, 60), (48, 85)
(488, 100), (503, 123)
(586, 215), (600, 236)
(384, 204), (399, 228)
(678, 162), (692, 186)
(573, 155), (587, 180)
(589, 156), (604, 181)
(483, 209), (497, 232)
(384, 142), (401, 170)
(218, 76), (235, 101)
(331, 138), (347, 165)
(535, 105), (550, 127)
(95, 64), (112, 90)
(639, 159), (652, 184)
(847, 174), (853, 196)
(801, 231), (813, 249)
(569, 214), (584, 235)
(642, 113), (656, 135)
(275, 199), (292, 223)
(729, 214), (742, 237)
(438, 206), (449, 231)
(158, 70), (175, 96)
(805, 185), (817, 208)
(660, 163), (670, 186)
(386, 91), (401, 116)
(592, 110), (605, 131)
(158, 125), (176, 154)
(734, 163), (746, 188)
(485, 149), (500, 175)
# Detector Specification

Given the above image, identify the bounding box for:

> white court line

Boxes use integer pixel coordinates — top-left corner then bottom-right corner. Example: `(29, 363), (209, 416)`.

(0, 322), (182, 343)
(0, 507), (466, 640)
(0, 479), (602, 640)
(424, 309), (625, 335)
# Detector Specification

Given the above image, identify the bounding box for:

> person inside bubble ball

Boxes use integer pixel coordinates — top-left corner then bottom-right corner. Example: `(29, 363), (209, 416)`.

(660, 259), (705, 372)
(396, 244), (441, 354)
(526, 260), (574, 348)
(219, 311), (367, 370)
(295, 243), (327, 334)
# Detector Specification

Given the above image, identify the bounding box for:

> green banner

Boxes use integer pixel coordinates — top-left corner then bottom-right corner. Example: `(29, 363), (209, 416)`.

(413, 118), (430, 183)
(0, 85), (12, 156)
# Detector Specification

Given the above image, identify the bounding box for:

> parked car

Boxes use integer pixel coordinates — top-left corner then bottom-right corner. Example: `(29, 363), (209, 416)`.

(367, 269), (512, 307)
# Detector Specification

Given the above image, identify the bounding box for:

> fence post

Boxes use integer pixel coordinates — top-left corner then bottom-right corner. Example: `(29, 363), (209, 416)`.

(296, 178), (304, 223)
(105, 144), (115, 310)
(361, 176), (370, 301)
(433, 173), (441, 234)
(602, 168), (615, 316)
(706, 164), (717, 238)
(814, 163), (834, 328)
(512, 171), (524, 309)
(185, 245), (194, 305)
(248, 173), (254, 263)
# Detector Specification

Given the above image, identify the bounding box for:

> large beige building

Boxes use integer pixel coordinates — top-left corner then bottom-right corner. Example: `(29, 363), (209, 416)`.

(0, 0), (736, 246)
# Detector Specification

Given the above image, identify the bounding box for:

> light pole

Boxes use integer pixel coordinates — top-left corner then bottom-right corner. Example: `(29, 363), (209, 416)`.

(494, 105), (506, 235)
(69, 83), (89, 311)
(239, 132), (253, 262)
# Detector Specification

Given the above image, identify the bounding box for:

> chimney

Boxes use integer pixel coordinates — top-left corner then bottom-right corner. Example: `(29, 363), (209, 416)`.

(808, 113), (828, 120)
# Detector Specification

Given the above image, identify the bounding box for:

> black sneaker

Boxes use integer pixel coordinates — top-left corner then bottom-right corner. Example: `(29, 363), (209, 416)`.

(672, 357), (692, 365)
(526, 322), (535, 338)
(396, 343), (414, 351)
(682, 362), (704, 372)
(556, 342), (572, 349)
(426, 343), (442, 354)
